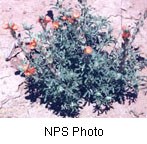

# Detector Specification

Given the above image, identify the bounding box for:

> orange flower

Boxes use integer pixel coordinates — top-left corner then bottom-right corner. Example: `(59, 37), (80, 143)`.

(44, 16), (52, 23)
(73, 11), (80, 19)
(3, 23), (10, 29)
(84, 46), (93, 54)
(29, 39), (37, 49)
(67, 17), (74, 24)
(52, 21), (60, 29)
(24, 67), (36, 76)
(3, 23), (18, 30)
(61, 16), (68, 21)
(11, 23), (18, 30)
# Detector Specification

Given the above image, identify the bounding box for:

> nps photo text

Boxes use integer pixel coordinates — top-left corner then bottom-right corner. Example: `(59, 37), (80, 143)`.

(45, 126), (104, 136)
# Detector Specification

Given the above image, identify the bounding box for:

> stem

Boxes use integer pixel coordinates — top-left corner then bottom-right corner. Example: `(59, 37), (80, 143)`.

(119, 40), (129, 72)
(119, 10), (147, 72)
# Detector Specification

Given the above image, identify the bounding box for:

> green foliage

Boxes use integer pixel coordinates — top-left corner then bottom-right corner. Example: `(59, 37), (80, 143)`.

(7, 1), (147, 117)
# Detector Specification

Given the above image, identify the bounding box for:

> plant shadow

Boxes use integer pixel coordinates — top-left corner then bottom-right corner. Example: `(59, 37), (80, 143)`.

(92, 90), (138, 116)
(24, 78), (80, 117)
(24, 77), (138, 117)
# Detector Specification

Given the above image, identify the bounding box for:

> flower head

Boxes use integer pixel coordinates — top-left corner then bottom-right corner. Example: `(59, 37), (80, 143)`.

(67, 17), (75, 24)
(122, 26), (131, 40)
(44, 16), (52, 23)
(61, 16), (68, 21)
(84, 46), (93, 54)
(11, 23), (18, 30)
(29, 39), (37, 49)
(3, 23), (18, 30)
(24, 67), (36, 76)
(122, 32), (131, 40)
(72, 11), (80, 19)
(52, 21), (60, 29)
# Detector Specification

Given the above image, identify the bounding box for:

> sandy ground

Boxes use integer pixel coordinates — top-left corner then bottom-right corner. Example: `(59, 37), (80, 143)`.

(0, 0), (147, 118)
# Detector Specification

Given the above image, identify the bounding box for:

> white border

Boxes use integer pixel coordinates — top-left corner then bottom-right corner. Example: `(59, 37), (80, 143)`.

(0, 118), (146, 144)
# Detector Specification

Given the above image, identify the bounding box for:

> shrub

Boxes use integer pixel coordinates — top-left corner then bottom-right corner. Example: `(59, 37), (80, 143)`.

(4, 0), (147, 117)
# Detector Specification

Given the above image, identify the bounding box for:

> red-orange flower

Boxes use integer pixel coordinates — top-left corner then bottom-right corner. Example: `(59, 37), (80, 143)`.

(61, 16), (68, 21)
(84, 46), (93, 54)
(3, 23), (18, 30)
(52, 21), (60, 29)
(44, 16), (52, 23)
(67, 17), (75, 24)
(122, 31), (131, 40)
(11, 23), (18, 30)
(24, 67), (36, 76)
(29, 39), (37, 49)
(122, 26), (131, 40)
(72, 11), (80, 19)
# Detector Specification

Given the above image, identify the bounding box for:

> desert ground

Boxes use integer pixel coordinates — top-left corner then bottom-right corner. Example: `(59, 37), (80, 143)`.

(0, 0), (147, 117)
